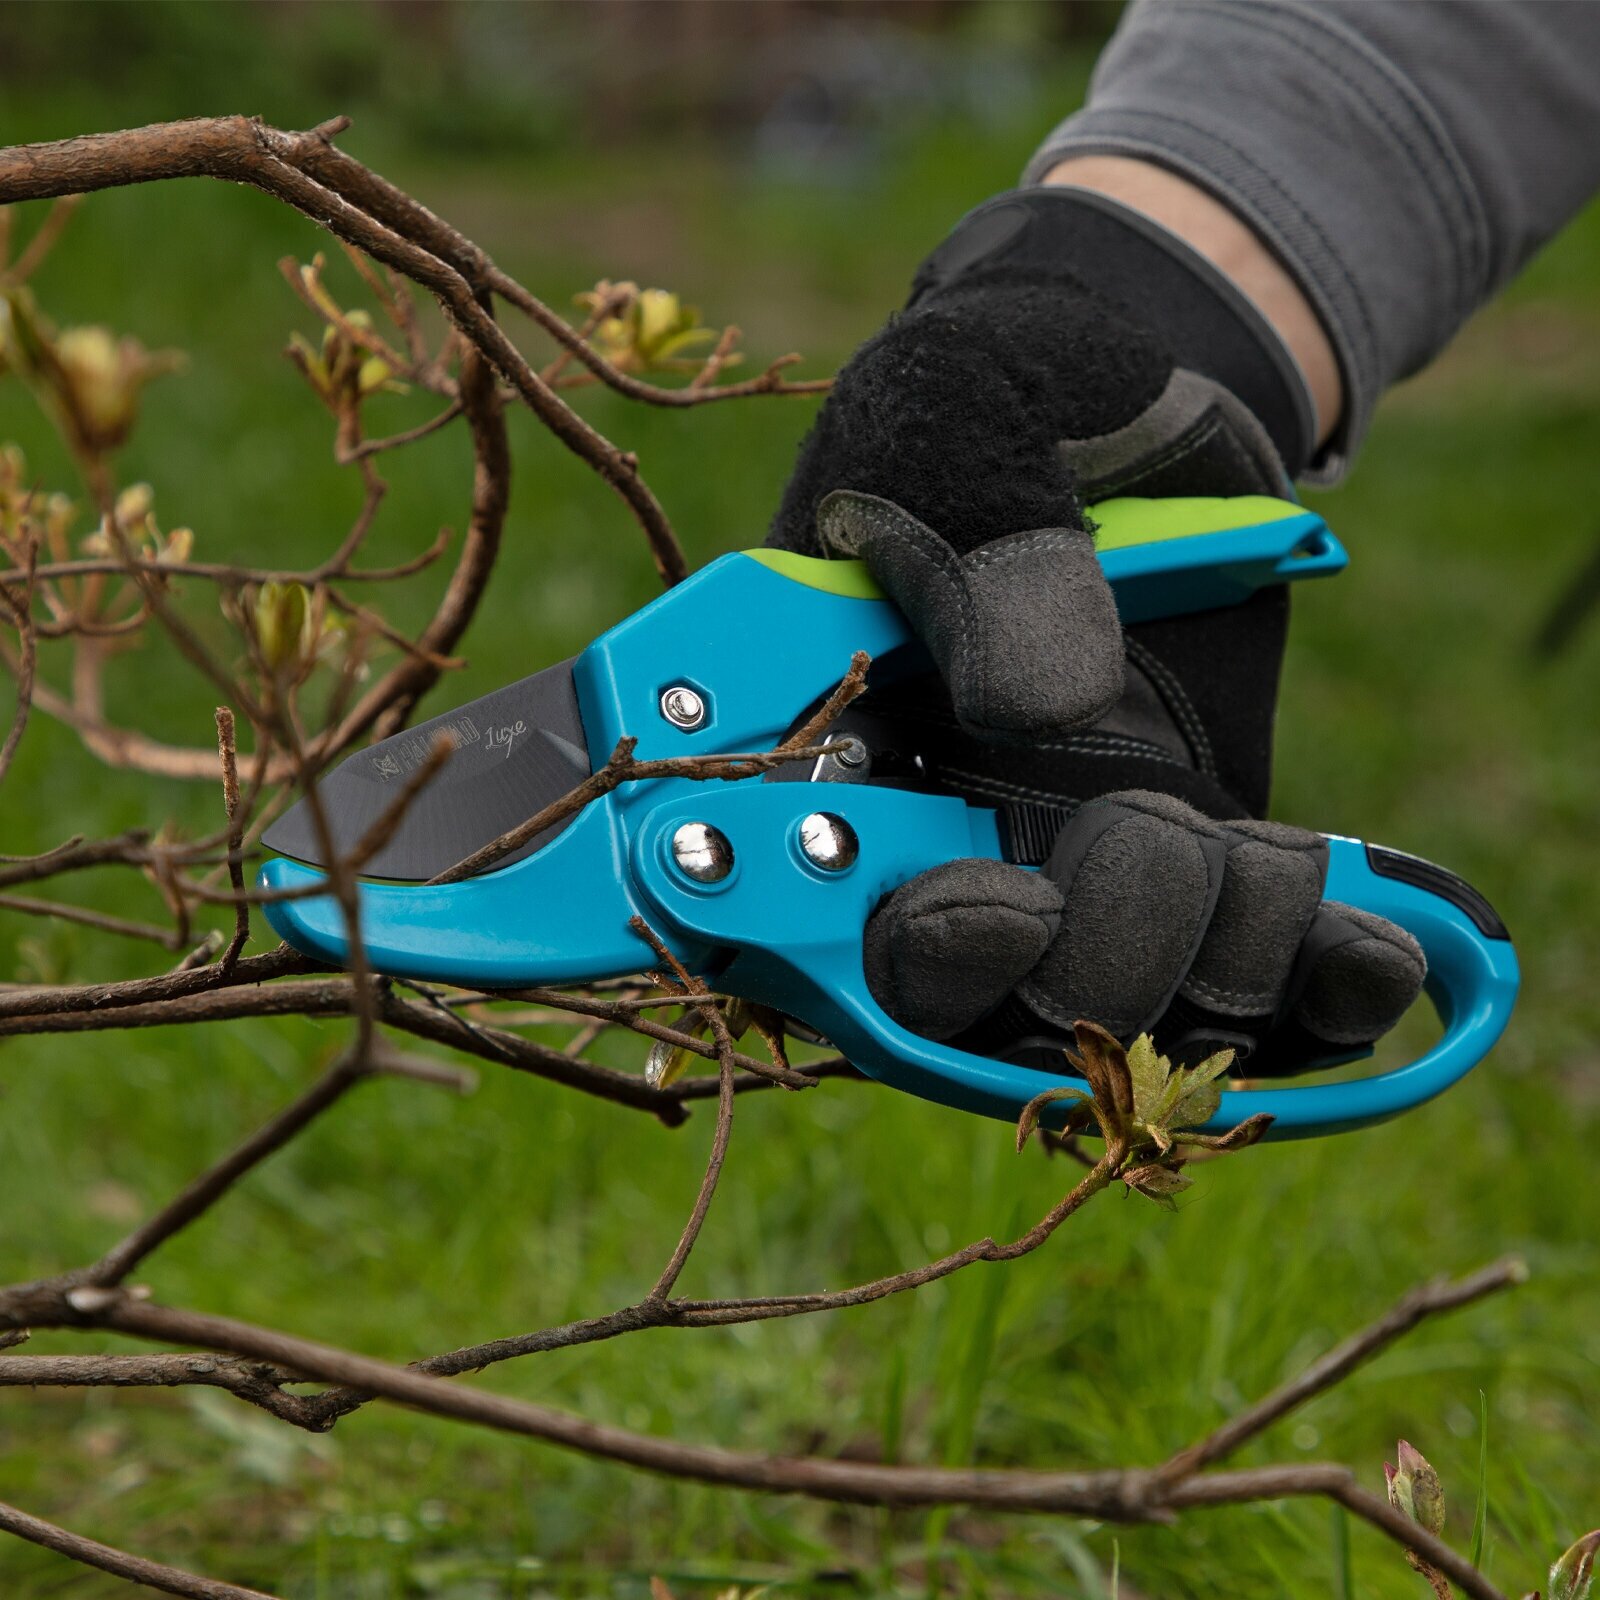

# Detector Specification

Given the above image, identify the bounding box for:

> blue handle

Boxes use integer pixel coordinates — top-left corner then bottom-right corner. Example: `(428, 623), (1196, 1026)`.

(624, 781), (1518, 1139)
(262, 498), (1515, 1138)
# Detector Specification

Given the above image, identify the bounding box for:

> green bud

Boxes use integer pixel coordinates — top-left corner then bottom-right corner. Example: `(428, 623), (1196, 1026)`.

(255, 581), (310, 675)
(53, 325), (182, 453)
(645, 1038), (693, 1091)
(1551, 1530), (1600, 1600)
(1398, 1441), (1445, 1536)
(1384, 1460), (1414, 1522)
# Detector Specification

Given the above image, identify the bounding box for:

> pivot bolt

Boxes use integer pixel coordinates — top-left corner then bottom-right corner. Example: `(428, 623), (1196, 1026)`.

(831, 736), (867, 768)
(798, 812), (858, 872)
(671, 821), (733, 883)
(660, 685), (706, 731)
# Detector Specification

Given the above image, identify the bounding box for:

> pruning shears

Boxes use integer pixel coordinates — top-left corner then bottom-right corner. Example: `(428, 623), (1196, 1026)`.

(261, 495), (1519, 1141)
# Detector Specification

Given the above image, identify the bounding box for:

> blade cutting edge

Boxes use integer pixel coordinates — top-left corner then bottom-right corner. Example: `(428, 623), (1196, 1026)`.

(262, 657), (592, 881)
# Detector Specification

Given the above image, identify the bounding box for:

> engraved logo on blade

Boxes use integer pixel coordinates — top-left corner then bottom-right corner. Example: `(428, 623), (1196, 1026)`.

(370, 715), (482, 781)
(487, 720), (527, 760)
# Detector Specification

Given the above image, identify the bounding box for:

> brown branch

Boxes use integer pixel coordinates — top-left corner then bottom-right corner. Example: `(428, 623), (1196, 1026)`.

(0, 118), (688, 585)
(85, 1056), (372, 1288)
(0, 530), (456, 589)
(213, 708), (250, 973)
(0, 194), (81, 284)
(342, 400), (462, 459)
(281, 128), (828, 415)
(0, 941), (313, 1019)
(1157, 1255), (1529, 1484)
(0, 830), (147, 887)
(0, 973), (726, 1122)
(324, 344), (507, 748)
(1169, 1473), (1504, 1600)
(0, 1497), (280, 1600)
(0, 1352), (312, 1418)
(430, 651), (869, 884)
(786, 648), (871, 749)
(629, 918), (738, 1301)
(278, 1129), (1127, 1431)
(0, 534), (37, 786)
(0, 891), (182, 949)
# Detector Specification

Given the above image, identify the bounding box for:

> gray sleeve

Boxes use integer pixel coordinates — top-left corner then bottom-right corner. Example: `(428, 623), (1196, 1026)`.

(1023, 0), (1600, 479)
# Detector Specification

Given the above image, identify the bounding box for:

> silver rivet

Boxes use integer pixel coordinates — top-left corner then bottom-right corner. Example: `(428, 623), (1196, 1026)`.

(798, 812), (858, 871)
(832, 736), (867, 768)
(671, 821), (733, 883)
(660, 685), (706, 731)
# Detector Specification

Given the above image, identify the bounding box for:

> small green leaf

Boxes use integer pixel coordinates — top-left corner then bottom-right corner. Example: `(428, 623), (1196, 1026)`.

(1165, 1046), (1235, 1130)
(1125, 1032), (1166, 1123)
(1121, 1161), (1193, 1211)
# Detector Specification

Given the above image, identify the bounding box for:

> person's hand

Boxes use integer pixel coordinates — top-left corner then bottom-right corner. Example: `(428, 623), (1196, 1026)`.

(766, 187), (1425, 1068)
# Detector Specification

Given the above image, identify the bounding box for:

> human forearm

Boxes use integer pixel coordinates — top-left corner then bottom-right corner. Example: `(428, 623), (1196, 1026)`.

(1040, 154), (1343, 450)
(1027, 0), (1600, 479)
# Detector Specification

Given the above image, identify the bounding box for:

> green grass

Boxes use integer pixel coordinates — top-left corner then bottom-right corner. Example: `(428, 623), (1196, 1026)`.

(3, 10), (1600, 1598)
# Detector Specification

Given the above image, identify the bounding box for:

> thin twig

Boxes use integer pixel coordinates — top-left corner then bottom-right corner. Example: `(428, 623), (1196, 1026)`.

(86, 1057), (370, 1287)
(1156, 1256), (1530, 1483)
(214, 707), (250, 973)
(0, 194), (81, 284)
(0, 892), (183, 950)
(0, 1498), (280, 1600)
(632, 917), (738, 1300)
(429, 651), (868, 884)
(0, 535), (37, 786)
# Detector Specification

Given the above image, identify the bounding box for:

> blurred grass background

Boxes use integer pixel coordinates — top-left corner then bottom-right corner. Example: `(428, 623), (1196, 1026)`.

(0, 3), (1596, 1597)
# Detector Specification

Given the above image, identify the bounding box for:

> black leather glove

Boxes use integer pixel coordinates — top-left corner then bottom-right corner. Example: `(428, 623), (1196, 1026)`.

(767, 188), (1425, 1070)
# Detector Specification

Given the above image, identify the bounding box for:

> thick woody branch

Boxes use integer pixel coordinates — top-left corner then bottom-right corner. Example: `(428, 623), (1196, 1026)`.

(170, 115), (681, 582)
(0, 1268), (1511, 1600)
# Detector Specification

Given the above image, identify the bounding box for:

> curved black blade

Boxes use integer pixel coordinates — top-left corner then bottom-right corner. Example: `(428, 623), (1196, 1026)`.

(263, 658), (592, 881)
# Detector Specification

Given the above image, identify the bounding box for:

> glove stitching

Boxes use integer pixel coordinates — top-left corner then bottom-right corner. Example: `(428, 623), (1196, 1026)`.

(1220, 824), (1325, 855)
(1018, 982), (1139, 1038)
(1122, 636), (1217, 778)
(1052, 733), (1179, 759)
(851, 499), (983, 714)
(1182, 972), (1281, 1009)
(1087, 412), (1237, 501)
(963, 528), (1087, 572)
(939, 767), (1085, 807)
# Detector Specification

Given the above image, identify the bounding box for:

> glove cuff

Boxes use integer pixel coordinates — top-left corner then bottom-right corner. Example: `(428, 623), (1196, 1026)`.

(909, 186), (1316, 480)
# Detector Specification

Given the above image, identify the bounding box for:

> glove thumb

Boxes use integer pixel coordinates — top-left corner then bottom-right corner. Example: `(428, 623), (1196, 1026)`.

(817, 490), (1124, 742)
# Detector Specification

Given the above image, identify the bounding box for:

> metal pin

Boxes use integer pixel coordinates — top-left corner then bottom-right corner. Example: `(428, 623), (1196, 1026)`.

(671, 821), (733, 883)
(798, 812), (858, 872)
(660, 685), (706, 731)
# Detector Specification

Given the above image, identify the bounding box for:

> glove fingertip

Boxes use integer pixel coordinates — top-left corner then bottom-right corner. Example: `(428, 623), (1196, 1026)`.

(956, 530), (1124, 741)
(864, 860), (1062, 1040)
(1291, 902), (1427, 1048)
